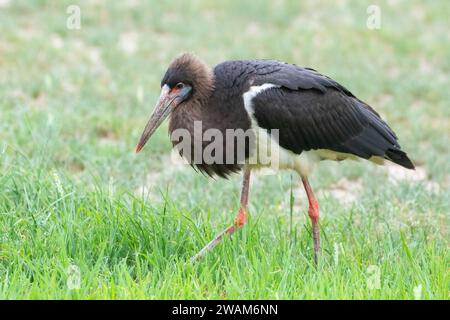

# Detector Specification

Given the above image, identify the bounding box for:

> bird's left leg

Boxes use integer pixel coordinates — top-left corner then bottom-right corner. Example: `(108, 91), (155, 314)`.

(190, 168), (251, 263)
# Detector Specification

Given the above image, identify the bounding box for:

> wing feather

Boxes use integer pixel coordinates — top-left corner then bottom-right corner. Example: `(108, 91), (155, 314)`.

(250, 85), (414, 169)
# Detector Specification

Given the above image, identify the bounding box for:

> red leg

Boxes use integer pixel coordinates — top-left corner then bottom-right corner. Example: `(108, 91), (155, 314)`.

(301, 176), (320, 265)
(190, 168), (251, 263)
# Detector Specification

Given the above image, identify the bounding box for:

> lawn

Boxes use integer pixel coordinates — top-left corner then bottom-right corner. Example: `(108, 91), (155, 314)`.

(0, 0), (448, 299)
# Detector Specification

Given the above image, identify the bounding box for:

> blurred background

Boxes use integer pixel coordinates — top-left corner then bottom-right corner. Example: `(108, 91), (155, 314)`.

(0, 0), (448, 299)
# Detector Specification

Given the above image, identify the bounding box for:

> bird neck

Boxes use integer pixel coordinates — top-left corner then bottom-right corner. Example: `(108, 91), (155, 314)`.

(192, 67), (215, 105)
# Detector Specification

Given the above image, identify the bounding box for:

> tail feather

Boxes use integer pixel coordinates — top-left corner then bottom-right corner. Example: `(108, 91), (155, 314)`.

(385, 148), (415, 170)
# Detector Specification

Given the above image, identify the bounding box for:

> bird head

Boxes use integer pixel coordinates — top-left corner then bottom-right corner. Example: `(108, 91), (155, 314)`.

(136, 53), (214, 153)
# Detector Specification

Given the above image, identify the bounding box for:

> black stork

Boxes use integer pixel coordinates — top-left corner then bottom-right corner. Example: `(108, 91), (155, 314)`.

(136, 53), (414, 264)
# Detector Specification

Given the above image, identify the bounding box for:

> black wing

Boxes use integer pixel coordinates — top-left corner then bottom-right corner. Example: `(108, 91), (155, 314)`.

(247, 61), (414, 169)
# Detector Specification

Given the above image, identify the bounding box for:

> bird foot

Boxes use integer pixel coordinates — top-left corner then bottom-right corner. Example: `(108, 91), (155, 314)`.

(190, 207), (248, 264)
(189, 225), (235, 264)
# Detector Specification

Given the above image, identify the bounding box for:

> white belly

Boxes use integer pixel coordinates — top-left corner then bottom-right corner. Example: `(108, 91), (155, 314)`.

(245, 126), (384, 176)
(246, 127), (320, 176)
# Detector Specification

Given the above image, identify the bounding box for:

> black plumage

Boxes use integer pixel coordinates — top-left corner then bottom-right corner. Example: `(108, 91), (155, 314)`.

(231, 60), (414, 169)
(251, 86), (414, 168)
(161, 56), (414, 177)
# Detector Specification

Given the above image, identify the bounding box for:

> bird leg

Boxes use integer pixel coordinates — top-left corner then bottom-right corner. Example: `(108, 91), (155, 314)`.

(301, 176), (320, 265)
(190, 168), (251, 263)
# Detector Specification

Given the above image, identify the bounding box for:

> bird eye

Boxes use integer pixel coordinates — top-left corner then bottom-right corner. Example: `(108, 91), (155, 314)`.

(175, 82), (184, 89)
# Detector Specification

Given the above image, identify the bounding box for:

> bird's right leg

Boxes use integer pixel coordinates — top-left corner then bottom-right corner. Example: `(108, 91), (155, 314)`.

(190, 168), (251, 263)
(301, 176), (320, 265)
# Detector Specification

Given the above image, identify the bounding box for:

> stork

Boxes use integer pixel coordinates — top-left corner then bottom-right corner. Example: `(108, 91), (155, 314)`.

(136, 53), (414, 264)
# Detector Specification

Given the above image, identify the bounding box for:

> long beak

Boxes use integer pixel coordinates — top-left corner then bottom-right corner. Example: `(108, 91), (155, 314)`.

(136, 85), (173, 153)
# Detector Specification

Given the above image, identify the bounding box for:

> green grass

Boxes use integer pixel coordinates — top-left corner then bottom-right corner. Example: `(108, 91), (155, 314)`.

(0, 0), (449, 299)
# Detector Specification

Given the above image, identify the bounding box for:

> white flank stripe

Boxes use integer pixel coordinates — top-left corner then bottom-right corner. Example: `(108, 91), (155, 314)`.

(242, 83), (279, 115)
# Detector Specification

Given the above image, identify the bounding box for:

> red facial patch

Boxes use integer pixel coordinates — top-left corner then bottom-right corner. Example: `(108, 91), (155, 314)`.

(170, 87), (180, 95)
